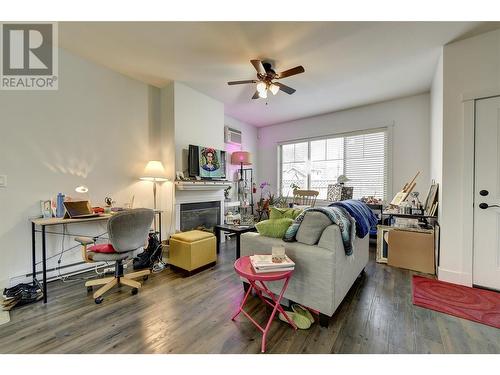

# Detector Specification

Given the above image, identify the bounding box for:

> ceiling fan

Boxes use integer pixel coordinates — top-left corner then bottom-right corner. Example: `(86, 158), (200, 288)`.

(227, 59), (305, 99)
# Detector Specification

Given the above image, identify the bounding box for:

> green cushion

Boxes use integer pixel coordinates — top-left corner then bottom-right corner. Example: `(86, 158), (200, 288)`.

(269, 207), (302, 220)
(255, 218), (294, 238)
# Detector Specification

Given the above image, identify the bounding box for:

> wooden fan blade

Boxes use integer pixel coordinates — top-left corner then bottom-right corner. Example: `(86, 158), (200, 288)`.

(275, 82), (296, 95)
(227, 80), (257, 85)
(251, 91), (260, 99)
(251, 60), (266, 75)
(277, 66), (305, 79)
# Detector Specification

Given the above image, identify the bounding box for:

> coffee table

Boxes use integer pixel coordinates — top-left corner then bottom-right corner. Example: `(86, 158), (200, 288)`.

(213, 224), (257, 259)
(231, 256), (297, 353)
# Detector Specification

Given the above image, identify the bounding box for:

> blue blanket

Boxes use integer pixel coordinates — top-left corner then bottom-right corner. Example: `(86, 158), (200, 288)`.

(329, 200), (378, 238)
(283, 206), (356, 255)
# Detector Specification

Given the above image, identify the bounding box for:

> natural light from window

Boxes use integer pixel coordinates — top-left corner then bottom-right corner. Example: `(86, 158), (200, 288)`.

(280, 129), (388, 200)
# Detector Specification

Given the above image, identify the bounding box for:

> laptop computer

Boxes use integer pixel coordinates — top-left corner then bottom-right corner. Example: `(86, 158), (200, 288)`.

(63, 201), (100, 219)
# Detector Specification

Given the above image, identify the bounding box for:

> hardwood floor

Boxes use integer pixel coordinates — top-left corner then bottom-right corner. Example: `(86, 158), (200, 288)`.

(0, 239), (498, 354)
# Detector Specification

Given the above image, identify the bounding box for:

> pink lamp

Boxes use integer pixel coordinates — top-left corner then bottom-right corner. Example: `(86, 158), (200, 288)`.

(231, 151), (252, 180)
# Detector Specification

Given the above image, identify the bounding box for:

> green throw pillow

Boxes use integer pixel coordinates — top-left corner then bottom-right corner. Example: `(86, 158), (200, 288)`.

(255, 218), (294, 238)
(269, 207), (302, 220)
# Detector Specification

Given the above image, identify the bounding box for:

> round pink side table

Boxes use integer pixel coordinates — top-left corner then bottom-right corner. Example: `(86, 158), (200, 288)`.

(231, 256), (297, 353)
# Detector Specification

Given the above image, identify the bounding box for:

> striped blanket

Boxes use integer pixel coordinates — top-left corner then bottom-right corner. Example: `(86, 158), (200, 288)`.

(283, 206), (356, 255)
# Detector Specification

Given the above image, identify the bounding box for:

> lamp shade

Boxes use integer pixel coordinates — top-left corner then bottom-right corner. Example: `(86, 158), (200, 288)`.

(231, 151), (252, 166)
(140, 160), (168, 181)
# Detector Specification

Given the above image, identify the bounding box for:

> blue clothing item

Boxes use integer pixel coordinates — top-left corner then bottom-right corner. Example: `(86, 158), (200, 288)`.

(329, 200), (378, 238)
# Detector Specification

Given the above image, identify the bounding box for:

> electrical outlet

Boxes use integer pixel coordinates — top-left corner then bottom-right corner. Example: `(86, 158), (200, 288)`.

(0, 175), (6, 188)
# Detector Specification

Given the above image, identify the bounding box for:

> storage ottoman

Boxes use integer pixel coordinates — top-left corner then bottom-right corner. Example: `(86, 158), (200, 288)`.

(169, 230), (216, 275)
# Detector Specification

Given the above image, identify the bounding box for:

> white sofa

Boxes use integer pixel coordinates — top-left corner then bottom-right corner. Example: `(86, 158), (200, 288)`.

(240, 224), (369, 327)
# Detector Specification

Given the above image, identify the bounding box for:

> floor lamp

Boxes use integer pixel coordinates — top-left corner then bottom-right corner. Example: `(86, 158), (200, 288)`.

(140, 160), (168, 232)
(231, 151), (252, 181)
(231, 151), (252, 213)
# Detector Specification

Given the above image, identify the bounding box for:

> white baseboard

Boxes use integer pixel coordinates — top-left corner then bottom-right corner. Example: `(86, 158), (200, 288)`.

(437, 267), (472, 287)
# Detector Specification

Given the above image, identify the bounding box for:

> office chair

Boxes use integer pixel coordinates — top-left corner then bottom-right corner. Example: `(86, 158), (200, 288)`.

(75, 208), (155, 304)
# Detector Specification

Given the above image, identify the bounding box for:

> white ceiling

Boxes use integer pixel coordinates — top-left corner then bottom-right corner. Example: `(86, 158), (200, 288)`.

(59, 22), (493, 127)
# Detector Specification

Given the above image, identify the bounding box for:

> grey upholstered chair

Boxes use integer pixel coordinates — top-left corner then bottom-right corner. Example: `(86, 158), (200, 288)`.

(75, 208), (154, 304)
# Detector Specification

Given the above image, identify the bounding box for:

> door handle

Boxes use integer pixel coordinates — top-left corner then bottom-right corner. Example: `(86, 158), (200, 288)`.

(479, 203), (500, 209)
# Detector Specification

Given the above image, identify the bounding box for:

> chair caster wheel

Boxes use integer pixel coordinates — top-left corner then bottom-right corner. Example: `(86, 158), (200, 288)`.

(87, 286), (93, 293)
(95, 297), (103, 304)
(131, 288), (138, 295)
(143, 275), (149, 281)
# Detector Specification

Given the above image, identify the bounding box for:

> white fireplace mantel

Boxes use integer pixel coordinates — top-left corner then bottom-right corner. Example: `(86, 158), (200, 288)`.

(174, 188), (226, 235)
(175, 180), (231, 191)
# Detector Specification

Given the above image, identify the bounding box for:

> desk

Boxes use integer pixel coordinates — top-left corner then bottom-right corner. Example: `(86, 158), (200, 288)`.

(30, 210), (162, 303)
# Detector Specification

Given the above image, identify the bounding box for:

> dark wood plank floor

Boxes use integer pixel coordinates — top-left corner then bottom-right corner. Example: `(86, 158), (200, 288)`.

(0, 239), (498, 354)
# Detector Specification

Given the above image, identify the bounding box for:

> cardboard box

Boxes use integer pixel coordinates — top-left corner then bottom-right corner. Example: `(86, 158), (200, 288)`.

(387, 229), (435, 274)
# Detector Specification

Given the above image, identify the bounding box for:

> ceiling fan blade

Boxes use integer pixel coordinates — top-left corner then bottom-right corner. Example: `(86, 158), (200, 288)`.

(277, 65), (305, 79)
(227, 80), (257, 85)
(275, 82), (296, 95)
(251, 91), (260, 99)
(251, 59), (266, 75)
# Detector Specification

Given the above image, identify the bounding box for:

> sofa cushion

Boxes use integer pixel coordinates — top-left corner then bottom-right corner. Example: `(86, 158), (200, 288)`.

(255, 218), (294, 238)
(269, 207), (302, 220)
(296, 211), (332, 245)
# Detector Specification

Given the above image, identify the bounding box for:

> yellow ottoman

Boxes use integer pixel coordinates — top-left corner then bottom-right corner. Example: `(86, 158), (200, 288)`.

(169, 230), (216, 275)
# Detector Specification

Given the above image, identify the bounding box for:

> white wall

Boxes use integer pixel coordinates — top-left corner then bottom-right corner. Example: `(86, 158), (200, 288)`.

(438, 29), (500, 286)
(224, 115), (259, 201)
(0, 49), (174, 286)
(430, 50), (443, 219)
(173, 82), (225, 174)
(257, 93), (431, 200)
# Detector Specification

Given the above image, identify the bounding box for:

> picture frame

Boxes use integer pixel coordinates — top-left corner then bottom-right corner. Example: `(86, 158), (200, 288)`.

(40, 200), (52, 218)
(376, 225), (396, 264)
(424, 183), (438, 214)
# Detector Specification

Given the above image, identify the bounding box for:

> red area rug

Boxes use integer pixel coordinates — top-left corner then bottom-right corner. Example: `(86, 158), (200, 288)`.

(412, 275), (500, 329)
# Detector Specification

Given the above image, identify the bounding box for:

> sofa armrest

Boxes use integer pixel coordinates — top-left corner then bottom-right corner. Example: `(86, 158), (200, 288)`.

(317, 224), (344, 252)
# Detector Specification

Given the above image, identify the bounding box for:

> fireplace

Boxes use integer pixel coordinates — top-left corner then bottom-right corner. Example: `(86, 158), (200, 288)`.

(179, 201), (221, 232)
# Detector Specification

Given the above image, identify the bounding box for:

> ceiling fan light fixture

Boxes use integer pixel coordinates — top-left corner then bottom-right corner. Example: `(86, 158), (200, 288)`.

(269, 83), (279, 95)
(258, 89), (268, 99)
(256, 81), (267, 93)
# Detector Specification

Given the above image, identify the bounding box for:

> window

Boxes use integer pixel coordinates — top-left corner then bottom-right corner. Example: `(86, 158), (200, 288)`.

(279, 129), (389, 200)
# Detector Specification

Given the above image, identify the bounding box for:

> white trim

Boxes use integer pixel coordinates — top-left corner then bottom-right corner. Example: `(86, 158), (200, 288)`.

(463, 100), (475, 286)
(462, 95), (500, 288)
(462, 88), (500, 102)
(386, 123), (395, 200)
(438, 267), (472, 287)
(174, 190), (225, 241)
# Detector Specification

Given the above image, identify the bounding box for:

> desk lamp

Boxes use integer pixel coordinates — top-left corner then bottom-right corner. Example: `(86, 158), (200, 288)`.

(231, 151), (252, 181)
(140, 160), (168, 231)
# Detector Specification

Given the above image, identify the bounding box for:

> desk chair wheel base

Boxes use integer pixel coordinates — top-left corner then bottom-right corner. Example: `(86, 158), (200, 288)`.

(131, 288), (138, 295)
(74, 208), (155, 305)
(87, 286), (93, 293)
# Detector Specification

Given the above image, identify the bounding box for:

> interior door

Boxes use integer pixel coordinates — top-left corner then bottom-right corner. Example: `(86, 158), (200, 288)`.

(474, 96), (500, 290)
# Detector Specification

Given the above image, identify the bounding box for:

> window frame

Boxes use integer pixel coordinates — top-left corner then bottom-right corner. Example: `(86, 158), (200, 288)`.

(277, 126), (393, 204)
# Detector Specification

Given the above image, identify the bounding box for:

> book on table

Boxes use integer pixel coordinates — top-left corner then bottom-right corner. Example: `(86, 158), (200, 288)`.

(250, 254), (295, 273)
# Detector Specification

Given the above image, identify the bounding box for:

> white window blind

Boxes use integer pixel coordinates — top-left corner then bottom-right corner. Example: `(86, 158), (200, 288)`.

(280, 129), (388, 200)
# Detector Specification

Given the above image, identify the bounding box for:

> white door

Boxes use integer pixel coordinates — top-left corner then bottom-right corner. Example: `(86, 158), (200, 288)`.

(474, 96), (500, 290)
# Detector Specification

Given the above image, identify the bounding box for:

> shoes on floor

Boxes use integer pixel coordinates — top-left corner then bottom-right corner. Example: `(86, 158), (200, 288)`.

(278, 310), (312, 329)
(291, 303), (315, 324)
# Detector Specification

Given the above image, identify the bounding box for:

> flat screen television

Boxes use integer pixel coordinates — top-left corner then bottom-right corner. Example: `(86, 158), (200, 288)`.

(188, 144), (226, 179)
